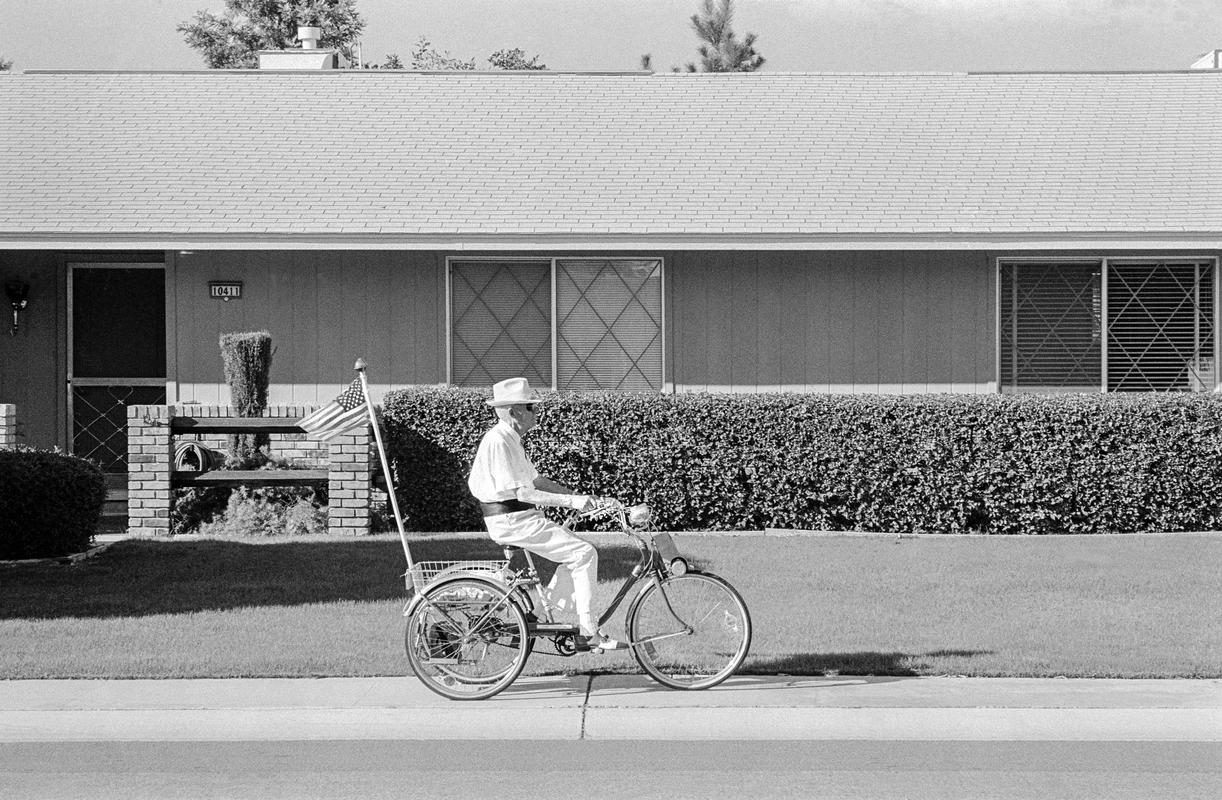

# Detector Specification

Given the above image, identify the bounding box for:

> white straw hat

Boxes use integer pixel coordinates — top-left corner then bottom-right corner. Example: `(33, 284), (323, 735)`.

(487, 377), (542, 407)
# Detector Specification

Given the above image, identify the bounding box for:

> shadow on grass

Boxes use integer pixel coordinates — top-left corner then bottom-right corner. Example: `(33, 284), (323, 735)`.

(0, 537), (644, 621)
(746, 649), (994, 677)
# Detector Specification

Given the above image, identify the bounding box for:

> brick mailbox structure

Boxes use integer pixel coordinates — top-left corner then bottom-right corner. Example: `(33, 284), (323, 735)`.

(0, 404), (17, 449)
(126, 404), (372, 536)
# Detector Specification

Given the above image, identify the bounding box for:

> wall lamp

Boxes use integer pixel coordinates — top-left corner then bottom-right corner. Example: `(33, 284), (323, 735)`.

(5, 281), (29, 336)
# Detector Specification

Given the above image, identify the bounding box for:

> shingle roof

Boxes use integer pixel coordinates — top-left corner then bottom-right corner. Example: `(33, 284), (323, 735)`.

(1, 70), (1220, 246)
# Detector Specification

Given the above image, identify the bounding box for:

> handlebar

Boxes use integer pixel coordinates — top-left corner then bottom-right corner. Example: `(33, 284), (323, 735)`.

(573, 498), (654, 536)
(577, 496), (625, 520)
(564, 499), (667, 572)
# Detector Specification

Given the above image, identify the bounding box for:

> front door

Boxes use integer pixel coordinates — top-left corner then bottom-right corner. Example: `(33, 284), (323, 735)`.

(68, 264), (167, 519)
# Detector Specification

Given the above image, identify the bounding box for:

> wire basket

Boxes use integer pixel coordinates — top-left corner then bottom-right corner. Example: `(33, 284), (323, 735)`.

(407, 560), (509, 593)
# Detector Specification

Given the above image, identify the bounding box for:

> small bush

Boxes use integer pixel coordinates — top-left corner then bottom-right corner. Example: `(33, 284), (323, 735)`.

(195, 487), (327, 537)
(172, 456), (329, 536)
(380, 389), (1222, 534)
(0, 448), (107, 558)
(170, 487), (232, 535)
(369, 490), (397, 533)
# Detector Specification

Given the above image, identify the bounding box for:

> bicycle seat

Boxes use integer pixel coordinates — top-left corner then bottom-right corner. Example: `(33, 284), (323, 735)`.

(501, 545), (523, 554)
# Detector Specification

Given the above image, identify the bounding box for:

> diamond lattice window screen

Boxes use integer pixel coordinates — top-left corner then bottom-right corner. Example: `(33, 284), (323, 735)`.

(555, 259), (663, 390)
(1106, 261), (1215, 392)
(1000, 262), (1103, 392)
(72, 385), (166, 472)
(450, 261), (551, 388)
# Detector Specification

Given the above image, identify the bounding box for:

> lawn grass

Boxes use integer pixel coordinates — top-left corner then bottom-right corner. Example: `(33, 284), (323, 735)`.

(1, 532), (1219, 679)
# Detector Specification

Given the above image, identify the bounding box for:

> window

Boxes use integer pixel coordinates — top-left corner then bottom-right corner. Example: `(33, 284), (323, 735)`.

(450, 260), (551, 388)
(999, 261), (1103, 392)
(999, 259), (1217, 392)
(449, 258), (664, 390)
(1106, 261), (1215, 392)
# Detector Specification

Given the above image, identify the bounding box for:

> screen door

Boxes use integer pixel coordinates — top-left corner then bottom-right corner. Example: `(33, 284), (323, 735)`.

(68, 264), (166, 512)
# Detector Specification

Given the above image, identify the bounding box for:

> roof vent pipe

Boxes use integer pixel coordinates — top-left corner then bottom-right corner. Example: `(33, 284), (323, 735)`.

(297, 26), (322, 50)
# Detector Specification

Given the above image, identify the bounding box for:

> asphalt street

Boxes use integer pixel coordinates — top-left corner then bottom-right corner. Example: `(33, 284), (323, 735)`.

(5, 740), (1222, 800)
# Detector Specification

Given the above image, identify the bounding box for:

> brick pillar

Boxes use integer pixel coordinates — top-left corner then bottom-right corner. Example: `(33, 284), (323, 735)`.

(327, 421), (371, 534)
(127, 404), (174, 537)
(0, 404), (16, 449)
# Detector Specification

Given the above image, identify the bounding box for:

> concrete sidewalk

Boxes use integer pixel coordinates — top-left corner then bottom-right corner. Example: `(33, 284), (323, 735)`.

(1, 676), (1219, 742)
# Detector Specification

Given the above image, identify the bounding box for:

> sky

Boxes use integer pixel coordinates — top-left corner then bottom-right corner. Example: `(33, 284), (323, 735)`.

(1, 0), (1219, 73)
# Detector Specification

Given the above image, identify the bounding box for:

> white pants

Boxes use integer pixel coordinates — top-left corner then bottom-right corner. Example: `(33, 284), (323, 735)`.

(483, 509), (598, 633)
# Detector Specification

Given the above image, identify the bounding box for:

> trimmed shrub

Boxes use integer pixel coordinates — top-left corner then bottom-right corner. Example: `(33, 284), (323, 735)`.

(380, 389), (1222, 534)
(171, 457), (328, 536)
(194, 487), (327, 538)
(0, 449), (107, 558)
(219, 330), (273, 466)
(381, 388), (490, 531)
(171, 487), (232, 535)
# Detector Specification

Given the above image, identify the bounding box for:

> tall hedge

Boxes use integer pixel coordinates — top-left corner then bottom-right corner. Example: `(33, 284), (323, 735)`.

(379, 389), (1222, 534)
(219, 330), (273, 466)
(0, 449), (107, 558)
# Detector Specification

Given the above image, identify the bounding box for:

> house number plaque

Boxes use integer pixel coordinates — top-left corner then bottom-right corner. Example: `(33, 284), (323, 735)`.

(209, 281), (243, 301)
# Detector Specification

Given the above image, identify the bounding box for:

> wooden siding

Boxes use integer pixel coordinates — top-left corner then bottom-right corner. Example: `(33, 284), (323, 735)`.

(667, 251), (996, 393)
(172, 249), (997, 398)
(172, 251), (446, 404)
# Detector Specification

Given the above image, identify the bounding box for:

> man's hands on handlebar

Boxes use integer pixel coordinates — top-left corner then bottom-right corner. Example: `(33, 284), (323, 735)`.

(559, 496), (625, 529)
(567, 493), (622, 514)
(577, 496), (624, 518)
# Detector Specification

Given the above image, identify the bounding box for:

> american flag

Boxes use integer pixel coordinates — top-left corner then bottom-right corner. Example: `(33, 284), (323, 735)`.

(299, 378), (368, 441)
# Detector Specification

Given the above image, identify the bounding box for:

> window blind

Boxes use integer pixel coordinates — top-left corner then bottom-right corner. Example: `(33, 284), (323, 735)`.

(1000, 259), (1217, 393)
(1106, 261), (1215, 392)
(1000, 261), (1102, 392)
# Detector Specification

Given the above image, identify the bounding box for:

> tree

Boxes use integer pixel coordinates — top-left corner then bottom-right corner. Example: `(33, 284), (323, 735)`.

(357, 53), (404, 69)
(410, 36), (476, 70)
(178, 0), (365, 69)
(684, 0), (764, 73)
(487, 48), (546, 71)
(411, 37), (546, 70)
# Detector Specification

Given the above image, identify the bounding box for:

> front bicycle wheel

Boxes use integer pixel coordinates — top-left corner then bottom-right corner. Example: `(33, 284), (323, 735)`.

(405, 577), (529, 701)
(627, 571), (751, 690)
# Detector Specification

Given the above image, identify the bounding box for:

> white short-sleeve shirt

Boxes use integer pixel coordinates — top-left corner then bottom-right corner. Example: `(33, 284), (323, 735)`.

(468, 420), (539, 502)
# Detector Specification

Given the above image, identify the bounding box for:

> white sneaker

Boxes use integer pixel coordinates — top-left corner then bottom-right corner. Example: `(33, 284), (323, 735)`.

(576, 632), (628, 652)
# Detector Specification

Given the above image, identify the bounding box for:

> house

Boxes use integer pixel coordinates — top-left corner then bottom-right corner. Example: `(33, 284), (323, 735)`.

(1, 65), (1221, 493)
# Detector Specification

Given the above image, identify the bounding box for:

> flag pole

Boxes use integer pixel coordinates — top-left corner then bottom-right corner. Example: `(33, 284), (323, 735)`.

(354, 358), (413, 569)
